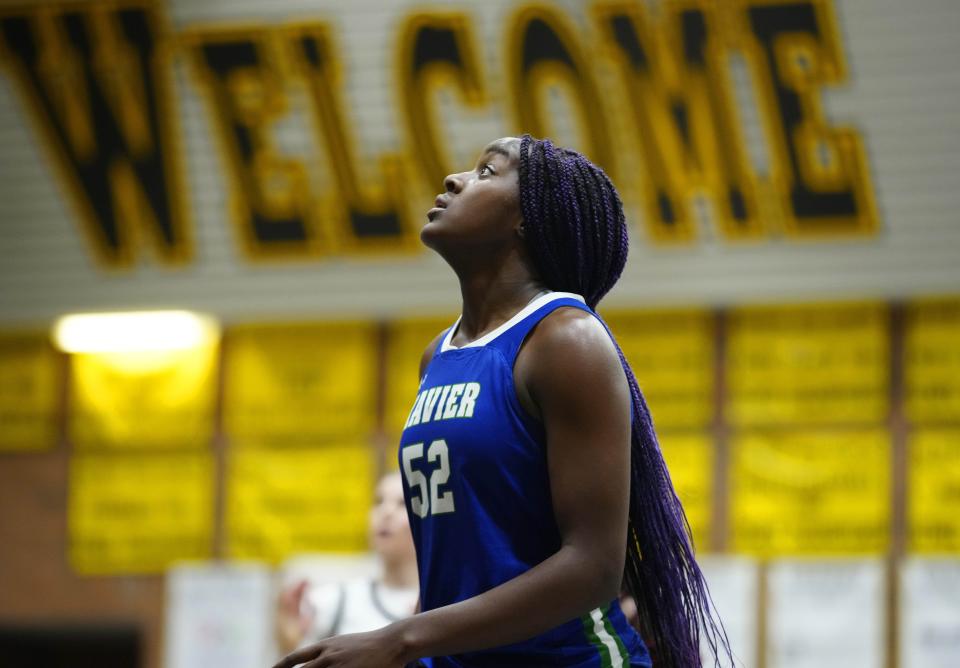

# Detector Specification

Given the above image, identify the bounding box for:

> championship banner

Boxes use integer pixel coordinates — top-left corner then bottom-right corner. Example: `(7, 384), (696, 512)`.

(225, 444), (374, 561)
(909, 428), (960, 554)
(68, 452), (214, 574)
(0, 332), (59, 451)
(224, 322), (378, 447)
(70, 344), (218, 450)
(726, 303), (889, 426)
(603, 309), (715, 429)
(731, 429), (890, 556)
(905, 298), (960, 423)
(384, 315), (456, 441)
(659, 431), (713, 551)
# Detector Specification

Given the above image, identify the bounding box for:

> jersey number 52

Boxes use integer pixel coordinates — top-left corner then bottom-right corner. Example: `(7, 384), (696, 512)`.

(402, 439), (455, 518)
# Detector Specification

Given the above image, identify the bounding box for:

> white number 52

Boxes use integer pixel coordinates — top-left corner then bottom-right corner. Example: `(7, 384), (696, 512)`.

(402, 439), (455, 518)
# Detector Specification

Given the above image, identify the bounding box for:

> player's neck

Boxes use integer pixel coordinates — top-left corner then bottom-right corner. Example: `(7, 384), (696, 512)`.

(454, 255), (545, 345)
(380, 556), (418, 589)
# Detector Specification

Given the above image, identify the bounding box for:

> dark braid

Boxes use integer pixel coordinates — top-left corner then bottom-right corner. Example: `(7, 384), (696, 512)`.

(518, 134), (731, 668)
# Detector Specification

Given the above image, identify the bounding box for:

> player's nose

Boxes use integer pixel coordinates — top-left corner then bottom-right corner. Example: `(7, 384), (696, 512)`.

(443, 172), (464, 194)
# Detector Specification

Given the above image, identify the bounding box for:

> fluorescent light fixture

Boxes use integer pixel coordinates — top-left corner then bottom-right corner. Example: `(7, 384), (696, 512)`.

(53, 310), (219, 353)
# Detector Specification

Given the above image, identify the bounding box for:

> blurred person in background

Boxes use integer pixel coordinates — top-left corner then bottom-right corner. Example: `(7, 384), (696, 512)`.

(274, 135), (728, 668)
(275, 472), (418, 655)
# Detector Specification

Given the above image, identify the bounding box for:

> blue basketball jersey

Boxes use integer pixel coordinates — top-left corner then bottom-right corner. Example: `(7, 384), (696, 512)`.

(398, 292), (652, 668)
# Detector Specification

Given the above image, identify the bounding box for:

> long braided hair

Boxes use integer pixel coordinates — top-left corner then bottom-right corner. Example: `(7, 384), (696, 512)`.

(517, 134), (730, 667)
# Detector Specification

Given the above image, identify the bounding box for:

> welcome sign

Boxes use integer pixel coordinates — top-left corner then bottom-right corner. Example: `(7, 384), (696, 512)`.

(0, 0), (877, 269)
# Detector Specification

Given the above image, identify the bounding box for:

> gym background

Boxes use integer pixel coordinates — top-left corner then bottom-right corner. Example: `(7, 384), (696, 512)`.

(0, 0), (957, 666)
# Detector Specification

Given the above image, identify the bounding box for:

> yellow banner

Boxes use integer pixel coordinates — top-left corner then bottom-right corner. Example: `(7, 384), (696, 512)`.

(906, 298), (960, 422)
(225, 322), (377, 446)
(226, 444), (374, 561)
(726, 303), (889, 426)
(603, 309), (714, 429)
(384, 316), (454, 443)
(909, 427), (960, 554)
(0, 332), (59, 451)
(69, 452), (214, 574)
(70, 344), (218, 450)
(731, 428), (890, 556)
(659, 432), (713, 552)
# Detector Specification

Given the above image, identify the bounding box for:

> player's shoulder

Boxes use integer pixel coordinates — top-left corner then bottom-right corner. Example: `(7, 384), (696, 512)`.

(419, 329), (447, 378)
(527, 305), (616, 360)
(308, 577), (366, 607)
(513, 303), (629, 420)
(305, 579), (346, 609)
(518, 304), (624, 390)
(341, 576), (373, 598)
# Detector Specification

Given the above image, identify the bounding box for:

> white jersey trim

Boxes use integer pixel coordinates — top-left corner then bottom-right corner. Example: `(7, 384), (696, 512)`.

(589, 607), (626, 668)
(439, 291), (586, 353)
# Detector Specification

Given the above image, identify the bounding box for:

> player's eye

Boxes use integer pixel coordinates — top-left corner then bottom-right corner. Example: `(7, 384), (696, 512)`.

(478, 164), (494, 177)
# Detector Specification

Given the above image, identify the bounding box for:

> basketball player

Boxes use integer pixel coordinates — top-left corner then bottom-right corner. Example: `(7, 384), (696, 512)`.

(275, 472), (418, 654)
(274, 135), (728, 667)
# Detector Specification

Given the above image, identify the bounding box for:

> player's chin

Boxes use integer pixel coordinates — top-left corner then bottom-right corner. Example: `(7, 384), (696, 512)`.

(419, 213), (454, 249)
(370, 535), (393, 555)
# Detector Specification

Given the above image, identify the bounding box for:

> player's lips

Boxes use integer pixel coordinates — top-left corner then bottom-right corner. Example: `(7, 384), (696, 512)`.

(427, 194), (450, 221)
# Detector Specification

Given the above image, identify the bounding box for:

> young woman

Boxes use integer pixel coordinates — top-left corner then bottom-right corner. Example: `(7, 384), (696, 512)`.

(274, 135), (727, 668)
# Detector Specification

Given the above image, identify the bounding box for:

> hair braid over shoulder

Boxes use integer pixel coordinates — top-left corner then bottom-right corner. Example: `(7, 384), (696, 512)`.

(517, 134), (730, 668)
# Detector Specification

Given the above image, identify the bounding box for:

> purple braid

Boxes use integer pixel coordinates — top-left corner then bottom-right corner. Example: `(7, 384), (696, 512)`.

(517, 134), (731, 668)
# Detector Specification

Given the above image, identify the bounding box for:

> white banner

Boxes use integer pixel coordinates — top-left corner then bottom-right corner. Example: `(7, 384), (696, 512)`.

(767, 559), (885, 668)
(164, 562), (274, 668)
(699, 556), (759, 668)
(900, 558), (960, 668)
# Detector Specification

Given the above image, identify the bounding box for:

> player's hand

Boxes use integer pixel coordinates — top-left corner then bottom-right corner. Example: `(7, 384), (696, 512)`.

(271, 626), (407, 668)
(275, 579), (314, 654)
(618, 591), (640, 632)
